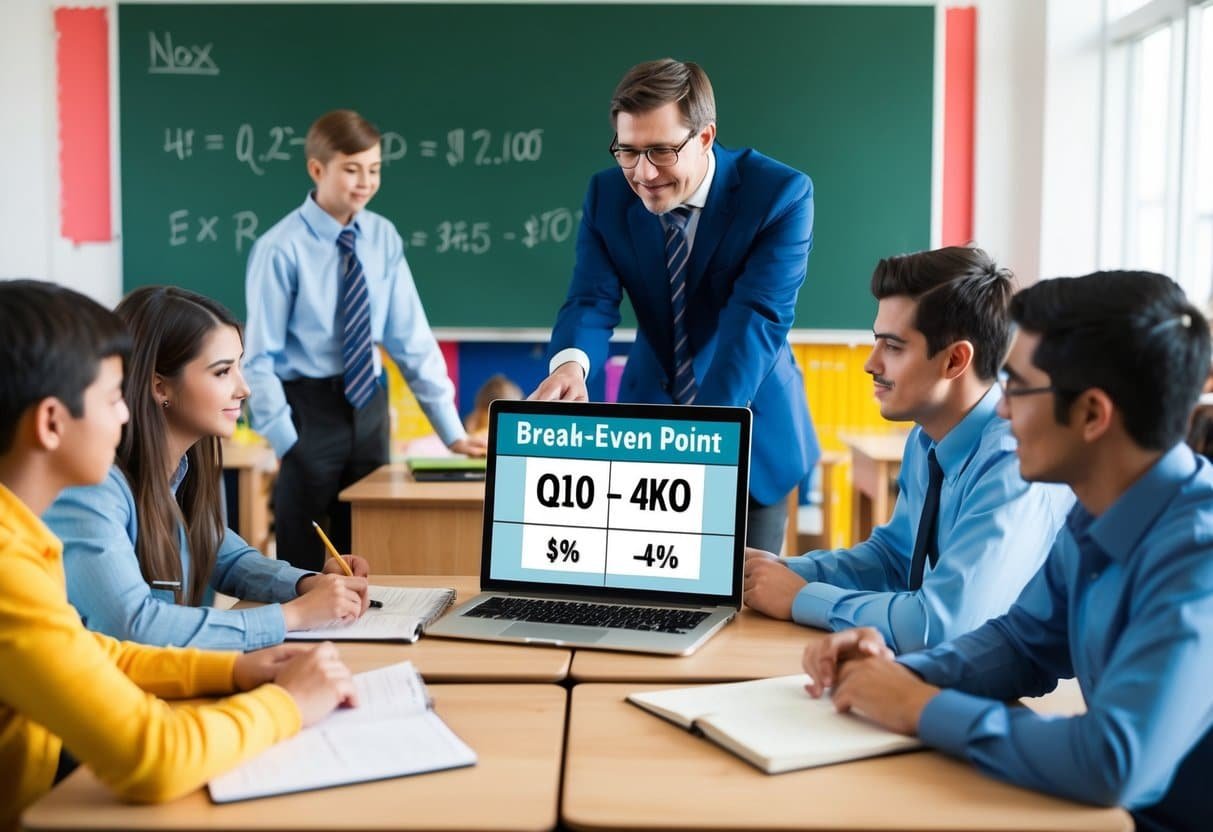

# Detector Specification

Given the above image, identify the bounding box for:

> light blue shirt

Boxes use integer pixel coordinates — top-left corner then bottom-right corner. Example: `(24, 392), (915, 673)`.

(784, 386), (1073, 652)
(901, 443), (1213, 814)
(45, 463), (312, 650)
(244, 193), (464, 457)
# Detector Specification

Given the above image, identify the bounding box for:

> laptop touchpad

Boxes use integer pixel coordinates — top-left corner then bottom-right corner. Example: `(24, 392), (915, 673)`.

(502, 623), (608, 643)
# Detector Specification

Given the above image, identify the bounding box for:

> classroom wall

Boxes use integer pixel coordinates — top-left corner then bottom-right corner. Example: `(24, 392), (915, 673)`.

(0, 0), (1054, 309)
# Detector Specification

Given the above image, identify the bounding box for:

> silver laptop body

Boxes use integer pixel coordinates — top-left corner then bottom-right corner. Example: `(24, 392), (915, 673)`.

(427, 399), (751, 656)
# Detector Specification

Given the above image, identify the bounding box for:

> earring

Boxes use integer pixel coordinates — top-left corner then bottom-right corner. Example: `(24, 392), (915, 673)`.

(161, 400), (170, 409)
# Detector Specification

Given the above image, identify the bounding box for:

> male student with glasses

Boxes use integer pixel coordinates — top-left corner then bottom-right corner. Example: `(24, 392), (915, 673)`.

(530, 58), (819, 555)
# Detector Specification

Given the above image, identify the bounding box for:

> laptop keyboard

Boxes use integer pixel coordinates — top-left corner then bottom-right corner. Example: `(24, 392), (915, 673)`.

(465, 596), (711, 634)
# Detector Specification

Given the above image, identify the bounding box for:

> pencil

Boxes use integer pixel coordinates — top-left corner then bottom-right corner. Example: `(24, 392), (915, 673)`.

(311, 521), (354, 577)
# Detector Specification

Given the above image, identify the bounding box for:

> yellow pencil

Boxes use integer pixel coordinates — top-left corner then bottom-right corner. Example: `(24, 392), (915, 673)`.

(311, 521), (354, 577)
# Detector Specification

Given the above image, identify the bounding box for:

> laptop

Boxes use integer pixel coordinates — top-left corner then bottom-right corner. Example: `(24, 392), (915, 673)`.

(426, 399), (751, 655)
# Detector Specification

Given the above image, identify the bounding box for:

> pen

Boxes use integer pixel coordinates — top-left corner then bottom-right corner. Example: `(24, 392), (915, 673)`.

(311, 521), (382, 608)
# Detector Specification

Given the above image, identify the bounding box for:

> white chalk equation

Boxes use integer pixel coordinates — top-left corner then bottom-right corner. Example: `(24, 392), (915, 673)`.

(148, 32), (218, 76)
(160, 125), (544, 175)
(165, 207), (582, 255)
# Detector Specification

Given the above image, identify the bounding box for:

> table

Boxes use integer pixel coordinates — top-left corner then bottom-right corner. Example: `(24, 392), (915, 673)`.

(23, 685), (567, 832)
(339, 465), (484, 574)
(838, 431), (910, 543)
(240, 575), (571, 683)
(570, 605), (821, 683)
(561, 684), (1132, 832)
(220, 438), (277, 554)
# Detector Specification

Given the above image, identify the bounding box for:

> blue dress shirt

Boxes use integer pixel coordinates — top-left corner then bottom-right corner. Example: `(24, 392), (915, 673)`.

(244, 193), (464, 457)
(784, 386), (1073, 652)
(45, 463), (312, 650)
(901, 443), (1213, 820)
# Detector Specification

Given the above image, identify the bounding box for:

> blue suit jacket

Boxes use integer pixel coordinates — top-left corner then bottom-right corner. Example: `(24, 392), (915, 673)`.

(549, 144), (819, 505)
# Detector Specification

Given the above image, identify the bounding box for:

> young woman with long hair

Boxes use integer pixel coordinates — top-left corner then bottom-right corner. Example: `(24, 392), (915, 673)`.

(45, 286), (373, 649)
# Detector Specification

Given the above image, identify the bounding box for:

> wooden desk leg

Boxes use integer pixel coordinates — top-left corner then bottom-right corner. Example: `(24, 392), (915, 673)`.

(872, 460), (891, 530)
(820, 459), (835, 549)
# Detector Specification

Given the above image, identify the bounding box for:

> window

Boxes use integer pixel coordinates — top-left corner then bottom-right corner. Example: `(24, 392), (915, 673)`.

(1102, 0), (1213, 309)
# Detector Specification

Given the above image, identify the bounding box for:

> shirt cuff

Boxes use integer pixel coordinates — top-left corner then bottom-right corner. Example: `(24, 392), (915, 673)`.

(791, 581), (849, 629)
(261, 411), (299, 458)
(911, 687), (994, 758)
(189, 650), (241, 695)
(782, 554), (821, 580)
(270, 564), (315, 602)
(240, 603), (288, 648)
(426, 404), (467, 448)
(896, 650), (950, 686)
(550, 348), (590, 378)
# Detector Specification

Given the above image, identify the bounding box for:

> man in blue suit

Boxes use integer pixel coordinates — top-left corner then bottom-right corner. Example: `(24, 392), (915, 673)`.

(530, 58), (818, 553)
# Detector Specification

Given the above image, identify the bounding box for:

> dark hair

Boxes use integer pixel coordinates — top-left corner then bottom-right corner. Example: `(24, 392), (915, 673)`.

(466, 374), (523, 434)
(114, 286), (242, 606)
(0, 280), (130, 455)
(1011, 271), (1210, 450)
(610, 59), (716, 131)
(870, 246), (1015, 381)
(304, 109), (381, 163)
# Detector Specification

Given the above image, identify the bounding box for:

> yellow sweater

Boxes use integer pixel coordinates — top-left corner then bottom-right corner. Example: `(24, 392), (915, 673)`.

(0, 484), (302, 829)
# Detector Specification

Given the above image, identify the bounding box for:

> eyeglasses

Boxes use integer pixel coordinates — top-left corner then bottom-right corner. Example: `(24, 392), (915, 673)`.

(609, 130), (697, 169)
(997, 374), (1056, 398)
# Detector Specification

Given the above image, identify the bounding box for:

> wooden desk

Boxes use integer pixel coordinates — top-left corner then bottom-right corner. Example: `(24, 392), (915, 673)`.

(561, 684), (1132, 832)
(569, 606), (821, 683)
(839, 431), (910, 543)
(24, 685), (567, 832)
(241, 575), (571, 683)
(220, 439), (277, 555)
(340, 465), (484, 574)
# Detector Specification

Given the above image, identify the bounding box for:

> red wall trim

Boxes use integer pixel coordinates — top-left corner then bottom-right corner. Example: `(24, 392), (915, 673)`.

(55, 7), (112, 243)
(942, 6), (977, 247)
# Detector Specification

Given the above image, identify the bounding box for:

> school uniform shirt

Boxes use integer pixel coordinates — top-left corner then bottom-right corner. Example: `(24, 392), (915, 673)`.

(0, 483), (300, 829)
(900, 443), (1213, 823)
(783, 386), (1074, 652)
(243, 192), (464, 458)
(45, 461), (311, 650)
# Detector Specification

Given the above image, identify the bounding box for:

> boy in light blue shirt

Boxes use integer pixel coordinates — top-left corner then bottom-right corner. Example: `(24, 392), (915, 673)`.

(806, 271), (1213, 831)
(244, 110), (484, 572)
(744, 247), (1072, 652)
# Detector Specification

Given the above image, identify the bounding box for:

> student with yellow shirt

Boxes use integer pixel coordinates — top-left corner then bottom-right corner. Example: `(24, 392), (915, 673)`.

(0, 281), (356, 829)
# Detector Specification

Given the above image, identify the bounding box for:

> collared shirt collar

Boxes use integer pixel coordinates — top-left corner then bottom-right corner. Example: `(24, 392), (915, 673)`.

(1068, 442), (1197, 564)
(298, 191), (360, 245)
(680, 147), (716, 210)
(914, 384), (1002, 478)
(170, 455), (189, 495)
(0, 482), (62, 561)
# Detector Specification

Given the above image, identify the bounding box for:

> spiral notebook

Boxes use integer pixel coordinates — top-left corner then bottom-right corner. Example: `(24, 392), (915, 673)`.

(208, 661), (475, 802)
(288, 585), (456, 642)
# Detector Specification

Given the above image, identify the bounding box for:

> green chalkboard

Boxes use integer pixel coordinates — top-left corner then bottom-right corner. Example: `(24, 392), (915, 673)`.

(118, 3), (934, 329)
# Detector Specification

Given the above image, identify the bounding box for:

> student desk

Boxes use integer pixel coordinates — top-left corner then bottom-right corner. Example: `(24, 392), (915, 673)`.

(569, 605), (820, 683)
(23, 685), (567, 832)
(339, 465), (484, 574)
(219, 438), (277, 555)
(561, 684), (1133, 832)
(838, 431), (910, 543)
(240, 575), (571, 682)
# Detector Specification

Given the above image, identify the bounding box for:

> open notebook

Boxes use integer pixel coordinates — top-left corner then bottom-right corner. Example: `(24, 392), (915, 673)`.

(407, 456), (487, 481)
(288, 585), (456, 642)
(209, 661), (475, 802)
(628, 675), (922, 774)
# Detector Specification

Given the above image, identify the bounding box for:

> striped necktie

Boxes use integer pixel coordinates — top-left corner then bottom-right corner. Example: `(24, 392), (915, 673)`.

(665, 206), (698, 404)
(337, 229), (376, 409)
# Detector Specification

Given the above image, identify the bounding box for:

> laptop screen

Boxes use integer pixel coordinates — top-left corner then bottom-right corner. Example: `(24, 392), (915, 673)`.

(481, 400), (751, 606)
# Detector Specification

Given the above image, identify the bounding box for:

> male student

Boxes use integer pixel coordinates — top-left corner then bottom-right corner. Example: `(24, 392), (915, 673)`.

(244, 109), (484, 572)
(529, 58), (818, 554)
(804, 271), (1213, 831)
(0, 281), (355, 829)
(744, 247), (1072, 652)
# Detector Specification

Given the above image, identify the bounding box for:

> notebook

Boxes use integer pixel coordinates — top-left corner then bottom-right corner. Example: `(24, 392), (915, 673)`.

(627, 675), (923, 774)
(426, 400), (751, 655)
(407, 456), (487, 481)
(208, 661), (475, 802)
(287, 585), (456, 642)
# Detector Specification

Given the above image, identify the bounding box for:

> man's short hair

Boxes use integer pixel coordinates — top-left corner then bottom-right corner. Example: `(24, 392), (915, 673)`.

(304, 109), (381, 164)
(1011, 271), (1210, 450)
(0, 280), (130, 454)
(610, 59), (716, 131)
(870, 246), (1015, 381)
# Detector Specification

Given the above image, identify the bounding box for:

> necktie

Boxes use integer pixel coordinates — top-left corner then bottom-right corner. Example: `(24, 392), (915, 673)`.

(908, 448), (944, 591)
(666, 206), (698, 404)
(337, 229), (376, 409)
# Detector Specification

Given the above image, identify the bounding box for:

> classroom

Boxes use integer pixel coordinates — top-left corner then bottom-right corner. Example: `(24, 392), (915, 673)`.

(1, 0), (1211, 830)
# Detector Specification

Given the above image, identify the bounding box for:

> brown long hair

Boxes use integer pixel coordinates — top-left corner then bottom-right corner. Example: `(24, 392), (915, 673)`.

(114, 286), (241, 606)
